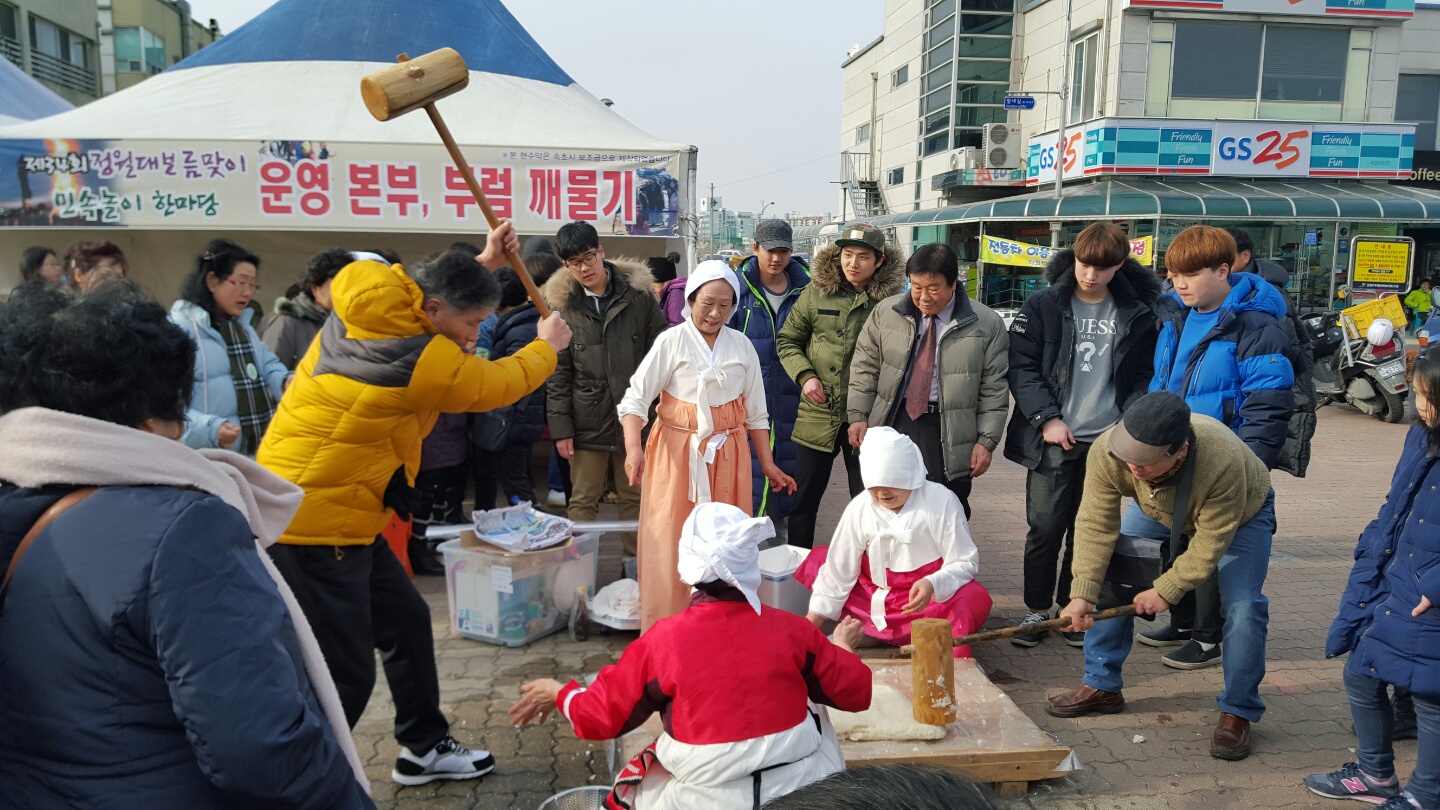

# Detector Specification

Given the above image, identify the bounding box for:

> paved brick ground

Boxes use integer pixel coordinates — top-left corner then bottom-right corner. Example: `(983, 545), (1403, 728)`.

(358, 404), (1411, 809)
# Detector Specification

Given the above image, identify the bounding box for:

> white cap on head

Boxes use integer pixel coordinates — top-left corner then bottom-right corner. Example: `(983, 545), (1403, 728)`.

(676, 502), (774, 614)
(859, 426), (927, 491)
(681, 260), (741, 319)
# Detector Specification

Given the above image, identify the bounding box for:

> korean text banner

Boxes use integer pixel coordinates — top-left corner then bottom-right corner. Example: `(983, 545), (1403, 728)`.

(1351, 237), (1413, 292)
(1131, 236), (1154, 266)
(0, 138), (684, 236)
(982, 235), (1054, 268)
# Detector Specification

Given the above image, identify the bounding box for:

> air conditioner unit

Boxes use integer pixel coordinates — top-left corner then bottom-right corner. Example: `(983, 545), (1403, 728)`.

(983, 124), (1023, 169)
(948, 146), (982, 172)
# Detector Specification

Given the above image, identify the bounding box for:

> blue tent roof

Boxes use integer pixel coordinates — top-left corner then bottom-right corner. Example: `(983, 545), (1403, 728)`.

(0, 56), (73, 122)
(172, 0), (573, 86)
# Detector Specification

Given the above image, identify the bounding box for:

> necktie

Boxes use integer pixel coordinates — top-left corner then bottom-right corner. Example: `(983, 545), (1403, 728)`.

(906, 315), (937, 421)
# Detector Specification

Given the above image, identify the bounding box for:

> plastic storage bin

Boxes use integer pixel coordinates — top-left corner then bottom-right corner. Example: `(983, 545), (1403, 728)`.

(438, 533), (599, 647)
(758, 544), (812, 616)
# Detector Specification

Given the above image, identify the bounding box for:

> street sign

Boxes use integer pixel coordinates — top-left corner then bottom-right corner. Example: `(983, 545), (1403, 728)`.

(1004, 96), (1036, 110)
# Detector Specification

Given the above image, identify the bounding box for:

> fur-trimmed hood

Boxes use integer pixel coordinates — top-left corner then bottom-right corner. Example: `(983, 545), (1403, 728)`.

(273, 291), (327, 324)
(541, 256), (654, 313)
(808, 241), (906, 298)
(1042, 249), (1164, 309)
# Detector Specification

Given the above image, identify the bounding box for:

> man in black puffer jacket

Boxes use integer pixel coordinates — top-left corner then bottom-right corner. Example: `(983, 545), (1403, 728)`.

(1003, 224), (1162, 647)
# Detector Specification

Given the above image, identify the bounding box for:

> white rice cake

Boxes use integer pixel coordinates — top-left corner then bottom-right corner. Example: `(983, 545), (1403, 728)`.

(830, 684), (948, 742)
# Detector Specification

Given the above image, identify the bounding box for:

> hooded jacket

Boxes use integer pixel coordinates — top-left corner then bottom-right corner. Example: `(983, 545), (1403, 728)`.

(170, 300), (290, 455)
(1327, 424), (1440, 701)
(847, 288), (1010, 481)
(543, 258), (668, 453)
(257, 258), (556, 546)
(1150, 272), (1295, 469)
(491, 303), (547, 445)
(729, 256), (810, 518)
(262, 290), (328, 370)
(777, 242), (906, 453)
(1248, 258), (1317, 477)
(1003, 251), (1162, 470)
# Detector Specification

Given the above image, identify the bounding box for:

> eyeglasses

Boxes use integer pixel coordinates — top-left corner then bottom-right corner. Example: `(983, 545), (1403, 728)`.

(563, 251), (599, 271)
(224, 278), (261, 293)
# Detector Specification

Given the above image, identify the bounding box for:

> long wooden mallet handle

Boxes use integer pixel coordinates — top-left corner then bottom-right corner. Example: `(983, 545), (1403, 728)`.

(899, 605), (1138, 653)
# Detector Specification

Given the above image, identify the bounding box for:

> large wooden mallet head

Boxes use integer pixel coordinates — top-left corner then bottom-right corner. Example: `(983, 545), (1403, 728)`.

(361, 48), (469, 122)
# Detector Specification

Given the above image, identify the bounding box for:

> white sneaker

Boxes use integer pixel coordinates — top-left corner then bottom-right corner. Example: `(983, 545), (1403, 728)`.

(391, 736), (496, 786)
(1011, 612), (1050, 648)
(546, 489), (567, 508)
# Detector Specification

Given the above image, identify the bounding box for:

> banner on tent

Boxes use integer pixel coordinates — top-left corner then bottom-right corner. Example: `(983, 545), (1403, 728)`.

(0, 138), (684, 236)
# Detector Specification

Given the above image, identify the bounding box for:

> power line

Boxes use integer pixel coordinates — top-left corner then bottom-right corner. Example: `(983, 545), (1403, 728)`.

(712, 151), (841, 190)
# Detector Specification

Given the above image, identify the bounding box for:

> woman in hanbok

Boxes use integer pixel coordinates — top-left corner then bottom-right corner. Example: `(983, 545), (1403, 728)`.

(508, 503), (871, 810)
(618, 260), (797, 632)
(797, 427), (993, 658)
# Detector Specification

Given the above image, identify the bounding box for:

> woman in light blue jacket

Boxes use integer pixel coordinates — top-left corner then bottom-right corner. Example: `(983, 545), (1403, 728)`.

(169, 239), (289, 455)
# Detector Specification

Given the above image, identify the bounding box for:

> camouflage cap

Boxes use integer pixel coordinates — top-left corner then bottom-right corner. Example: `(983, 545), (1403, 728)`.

(834, 222), (886, 254)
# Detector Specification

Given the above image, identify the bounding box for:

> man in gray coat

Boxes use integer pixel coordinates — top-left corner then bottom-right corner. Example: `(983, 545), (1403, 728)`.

(847, 243), (1009, 517)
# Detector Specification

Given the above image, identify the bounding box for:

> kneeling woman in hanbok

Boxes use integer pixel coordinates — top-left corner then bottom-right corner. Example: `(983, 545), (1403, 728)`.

(617, 260), (797, 632)
(509, 503), (872, 810)
(797, 427), (993, 658)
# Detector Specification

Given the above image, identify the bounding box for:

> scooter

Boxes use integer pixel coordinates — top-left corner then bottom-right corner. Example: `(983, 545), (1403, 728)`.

(1301, 312), (1409, 423)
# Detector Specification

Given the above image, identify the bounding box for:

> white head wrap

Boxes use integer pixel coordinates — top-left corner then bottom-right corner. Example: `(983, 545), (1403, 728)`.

(677, 502), (774, 615)
(349, 250), (390, 265)
(859, 426), (927, 491)
(682, 260), (742, 319)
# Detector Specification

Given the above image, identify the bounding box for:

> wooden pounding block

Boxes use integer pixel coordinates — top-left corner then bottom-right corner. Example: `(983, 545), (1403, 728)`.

(360, 48), (469, 121)
(909, 618), (956, 726)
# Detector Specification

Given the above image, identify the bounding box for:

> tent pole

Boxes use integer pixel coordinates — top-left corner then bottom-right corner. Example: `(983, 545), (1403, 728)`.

(686, 146), (699, 272)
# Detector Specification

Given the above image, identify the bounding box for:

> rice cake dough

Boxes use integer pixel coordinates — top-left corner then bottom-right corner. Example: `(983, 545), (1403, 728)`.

(830, 684), (948, 742)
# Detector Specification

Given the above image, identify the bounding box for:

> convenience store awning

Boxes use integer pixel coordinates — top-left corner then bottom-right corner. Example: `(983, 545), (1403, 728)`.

(863, 179), (1440, 226)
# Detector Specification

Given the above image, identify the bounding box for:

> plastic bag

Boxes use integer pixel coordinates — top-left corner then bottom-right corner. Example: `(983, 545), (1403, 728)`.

(472, 502), (573, 553)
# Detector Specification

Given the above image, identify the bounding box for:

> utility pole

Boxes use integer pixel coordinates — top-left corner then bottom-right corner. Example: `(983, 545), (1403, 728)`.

(1052, 0), (1075, 248)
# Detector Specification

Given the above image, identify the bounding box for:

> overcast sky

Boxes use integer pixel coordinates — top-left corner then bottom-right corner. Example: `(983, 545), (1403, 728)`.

(184, 0), (884, 218)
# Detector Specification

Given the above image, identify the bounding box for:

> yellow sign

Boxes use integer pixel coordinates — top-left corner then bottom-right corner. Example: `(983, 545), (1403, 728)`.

(1130, 236), (1154, 267)
(981, 235), (1053, 268)
(1352, 239), (1412, 287)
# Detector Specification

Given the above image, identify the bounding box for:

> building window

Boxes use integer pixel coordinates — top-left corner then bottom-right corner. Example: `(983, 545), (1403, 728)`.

(921, 0), (1014, 157)
(1070, 34), (1100, 123)
(891, 64), (909, 89)
(1398, 74), (1440, 152)
(887, 167), (905, 186)
(855, 122), (871, 144)
(114, 26), (166, 74)
(29, 15), (88, 68)
(0, 2), (16, 41)
(1172, 22), (1348, 103)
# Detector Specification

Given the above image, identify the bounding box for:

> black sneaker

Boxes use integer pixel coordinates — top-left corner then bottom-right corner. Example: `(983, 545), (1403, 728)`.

(392, 736), (496, 786)
(1011, 612), (1049, 647)
(1060, 629), (1086, 648)
(1137, 623), (1192, 648)
(1303, 762), (1402, 804)
(1162, 640), (1223, 670)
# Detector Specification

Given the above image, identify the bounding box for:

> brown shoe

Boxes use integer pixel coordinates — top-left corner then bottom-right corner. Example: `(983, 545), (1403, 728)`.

(1046, 684), (1125, 718)
(1210, 712), (1252, 760)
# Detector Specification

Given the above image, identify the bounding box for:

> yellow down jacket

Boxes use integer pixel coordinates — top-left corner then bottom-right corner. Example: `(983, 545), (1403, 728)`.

(257, 258), (556, 546)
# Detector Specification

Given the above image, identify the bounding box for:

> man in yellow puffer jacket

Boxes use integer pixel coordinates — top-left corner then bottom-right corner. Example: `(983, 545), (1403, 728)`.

(259, 223), (573, 787)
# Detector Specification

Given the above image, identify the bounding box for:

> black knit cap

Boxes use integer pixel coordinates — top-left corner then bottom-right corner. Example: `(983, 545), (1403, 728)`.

(1109, 391), (1192, 465)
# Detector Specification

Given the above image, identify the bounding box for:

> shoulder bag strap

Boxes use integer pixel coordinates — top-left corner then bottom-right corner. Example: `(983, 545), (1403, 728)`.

(0, 487), (99, 612)
(1166, 446), (1197, 568)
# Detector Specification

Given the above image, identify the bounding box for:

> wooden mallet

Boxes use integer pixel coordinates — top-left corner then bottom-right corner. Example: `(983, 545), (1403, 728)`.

(899, 605), (1138, 653)
(360, 48), (551, 318)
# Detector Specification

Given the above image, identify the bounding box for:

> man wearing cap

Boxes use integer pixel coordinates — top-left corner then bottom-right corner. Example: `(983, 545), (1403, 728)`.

(1047, 391), (1276, 762)
(778, 223), (905, 549)
(729, 220), (811, 537)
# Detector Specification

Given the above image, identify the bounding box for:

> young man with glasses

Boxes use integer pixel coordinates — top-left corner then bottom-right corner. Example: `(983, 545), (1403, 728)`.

(543, 221), (668, 557)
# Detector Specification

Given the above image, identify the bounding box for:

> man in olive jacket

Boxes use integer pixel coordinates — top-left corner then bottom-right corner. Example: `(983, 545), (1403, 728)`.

(777, 223), (905, 548)
(544, 221), (667, 556)
(847, 243), (1009, 517)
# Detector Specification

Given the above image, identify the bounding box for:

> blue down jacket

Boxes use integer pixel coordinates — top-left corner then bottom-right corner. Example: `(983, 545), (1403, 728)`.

(0, 485), (372, 809)
(491, 303), (546, 445)
(729, 256), (810, 518)
(170, 300), (289, 455)
(1150, 272), (1295, 468)
(1327, 424), (1440, 700)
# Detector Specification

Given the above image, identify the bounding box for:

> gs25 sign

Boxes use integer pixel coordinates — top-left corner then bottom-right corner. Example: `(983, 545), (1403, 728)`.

(1214, 125), (1311, 176)
(1031, 131), (1084, 181)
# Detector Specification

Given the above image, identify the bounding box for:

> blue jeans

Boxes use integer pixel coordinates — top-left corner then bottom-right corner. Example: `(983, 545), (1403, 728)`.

(1083, 490), (1275, 722)
(1347, 669), (1440, 809)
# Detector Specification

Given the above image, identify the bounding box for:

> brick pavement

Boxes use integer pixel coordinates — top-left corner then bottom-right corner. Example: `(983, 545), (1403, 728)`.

(359, 404), (1410, 809)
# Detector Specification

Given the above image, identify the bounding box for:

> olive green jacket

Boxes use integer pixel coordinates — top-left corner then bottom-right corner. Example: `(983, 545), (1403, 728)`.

(776, 241), (906, 453)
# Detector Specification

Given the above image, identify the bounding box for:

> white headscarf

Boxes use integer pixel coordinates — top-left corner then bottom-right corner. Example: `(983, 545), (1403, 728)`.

(677, 502), (774, 614)
(681, 260), (742, 319)
(859, 426), (927, 491)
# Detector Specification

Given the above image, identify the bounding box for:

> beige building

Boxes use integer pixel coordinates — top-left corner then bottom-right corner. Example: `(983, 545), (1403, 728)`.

(98, 0), (219, 95)
(0, 0), (102, 105)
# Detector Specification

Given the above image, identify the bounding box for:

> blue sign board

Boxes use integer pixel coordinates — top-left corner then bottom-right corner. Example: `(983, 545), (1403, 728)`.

(1003, 96), (1036, 110)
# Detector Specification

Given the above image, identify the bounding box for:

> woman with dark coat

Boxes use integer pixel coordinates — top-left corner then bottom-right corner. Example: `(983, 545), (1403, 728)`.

(0, 283), (371, 809)
(1305, 350), (1440, 810)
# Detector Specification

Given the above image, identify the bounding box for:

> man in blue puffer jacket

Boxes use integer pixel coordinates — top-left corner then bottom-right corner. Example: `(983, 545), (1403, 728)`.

(729, 219), (810, 534)
(1140, 225), (1295, 670)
